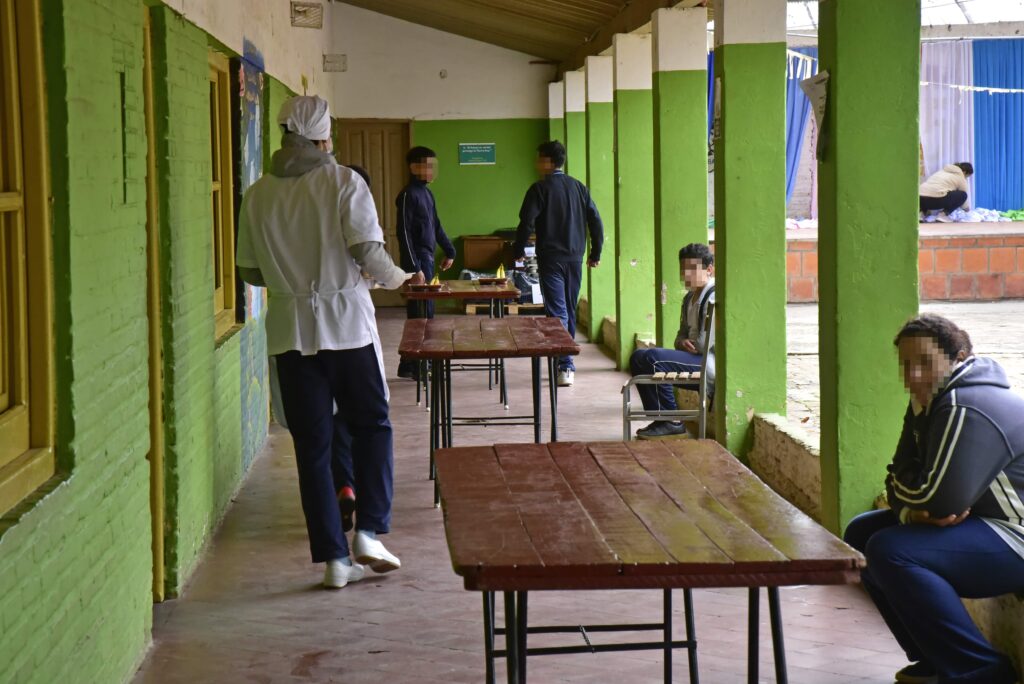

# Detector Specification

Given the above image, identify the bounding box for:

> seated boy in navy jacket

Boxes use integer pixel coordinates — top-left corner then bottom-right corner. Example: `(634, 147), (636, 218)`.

(628, 243), (715, 439)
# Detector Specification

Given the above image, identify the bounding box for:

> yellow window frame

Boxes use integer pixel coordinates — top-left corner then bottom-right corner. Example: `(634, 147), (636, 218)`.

(0, 0), (55, 517)
(209, 52), (236, 339)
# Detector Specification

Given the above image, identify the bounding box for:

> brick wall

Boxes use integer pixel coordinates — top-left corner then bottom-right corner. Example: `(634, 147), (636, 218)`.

(151, 6), (268, 596)
(919, 235), (1024, 300)
(150, 6), (221, 593)
(0, 2), (153, 682)
(786, 230), (1024, 303)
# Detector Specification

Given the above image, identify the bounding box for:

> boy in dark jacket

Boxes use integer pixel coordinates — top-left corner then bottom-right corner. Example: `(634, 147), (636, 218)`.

(396, 146), (456, 379)
(844, 314), (1024, 684)
(628, 243), (715, 439)
(513, 140), (603, 387)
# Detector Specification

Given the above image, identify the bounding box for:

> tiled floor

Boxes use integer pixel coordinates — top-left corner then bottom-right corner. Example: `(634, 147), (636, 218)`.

(134, 308), (908, 684)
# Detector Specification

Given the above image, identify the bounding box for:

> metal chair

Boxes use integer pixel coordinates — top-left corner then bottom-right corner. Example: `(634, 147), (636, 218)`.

(622, 302), (715, 440)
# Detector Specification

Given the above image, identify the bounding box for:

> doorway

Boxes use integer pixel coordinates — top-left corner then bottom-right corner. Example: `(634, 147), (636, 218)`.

(335, 119), (410, 307)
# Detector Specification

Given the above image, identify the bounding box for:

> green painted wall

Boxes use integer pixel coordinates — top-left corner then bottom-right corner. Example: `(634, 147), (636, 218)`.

(713, 42), (788, 456)
(151, 6), (268, 593)
(818, 1), (920, 533)
(586, 101), (616, 341)
(0, 2), (153, 682)
(549, 116), (565, 144)
(614, 89), (656, 369)
(653, 70), (708, 346)
(264, 76), (293, 170)
(411, 118), (548, 276)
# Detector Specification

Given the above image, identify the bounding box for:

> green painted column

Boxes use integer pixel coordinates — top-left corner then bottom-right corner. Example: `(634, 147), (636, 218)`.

(548, 81), (565, 143)
(712, 0), (788, 455)
(818, 0), (920, 533)
(652, 7), (709, 347)
(564, 70), (590, 308)
(585, 55), (616, 342)
(612, 33), (655, 370)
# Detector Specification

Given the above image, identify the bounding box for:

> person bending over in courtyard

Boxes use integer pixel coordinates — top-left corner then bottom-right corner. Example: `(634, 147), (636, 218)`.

(844, 314), (1024, 684)
(919, 162), (972, 222)
(628, 242), (715, 439)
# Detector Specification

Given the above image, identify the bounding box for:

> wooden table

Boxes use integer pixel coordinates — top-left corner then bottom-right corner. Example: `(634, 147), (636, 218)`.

(399, 317), (580, 505)
(402, 279), (522, 406)
(435, 439), (865, 684)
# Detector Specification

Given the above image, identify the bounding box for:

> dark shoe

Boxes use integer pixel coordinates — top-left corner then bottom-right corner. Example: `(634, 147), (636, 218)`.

(338, 486), (356, 533)
(636, 421), (690, 440)
(397, 365), (416, 380)
(894, 662), (937, 684)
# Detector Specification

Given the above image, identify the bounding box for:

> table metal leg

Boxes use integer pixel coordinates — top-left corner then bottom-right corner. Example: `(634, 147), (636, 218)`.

(684, 588), (699, 683)
(768, 587), (788, 683)
(504, 592), (519, 684)
(445, 360), (453, 448)
(516, 592), (528, 682)
(483, 592), (496, 684)
(547, 356), (558, 442)
(663, 590), (672, 684)
(531, 357), (541, 443)
(748, 588), (759, 684)
(429, 358), (439, 481)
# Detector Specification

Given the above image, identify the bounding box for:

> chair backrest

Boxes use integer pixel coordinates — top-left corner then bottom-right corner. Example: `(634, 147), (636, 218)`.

(698, 302), (715, 399)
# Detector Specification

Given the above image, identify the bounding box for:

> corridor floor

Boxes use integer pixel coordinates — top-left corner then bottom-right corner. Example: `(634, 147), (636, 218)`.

(134, 307), (923, 684)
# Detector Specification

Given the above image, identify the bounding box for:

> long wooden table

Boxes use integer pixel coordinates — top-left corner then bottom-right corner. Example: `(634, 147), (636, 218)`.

(402, 279), (522, 406)
(399, 317), (580, 505)
(435, 439), (865, 684)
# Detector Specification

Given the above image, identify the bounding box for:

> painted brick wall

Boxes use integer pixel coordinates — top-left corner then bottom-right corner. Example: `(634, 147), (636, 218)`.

(151, 6), (268, 595)
(0, 1), (153, 682)
(150, 6), (220, 592)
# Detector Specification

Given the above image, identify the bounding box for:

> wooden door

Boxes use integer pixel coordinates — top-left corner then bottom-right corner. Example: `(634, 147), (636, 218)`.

(335, 120), (409, 307)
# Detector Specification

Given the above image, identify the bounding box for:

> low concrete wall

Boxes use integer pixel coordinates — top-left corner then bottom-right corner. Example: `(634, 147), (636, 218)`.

(747, 414), (821, 521)
(748, 413), (1024, 672)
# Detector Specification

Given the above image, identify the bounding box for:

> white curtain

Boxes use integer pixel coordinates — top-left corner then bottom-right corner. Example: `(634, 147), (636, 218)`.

(920, 41), (976, 201)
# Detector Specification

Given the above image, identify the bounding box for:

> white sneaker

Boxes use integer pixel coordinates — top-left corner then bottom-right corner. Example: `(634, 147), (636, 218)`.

(353, 531), (401, 573)
(936, 213), (954, 223)
(557, 370), (574, 387)
(323, 559), (366, 589)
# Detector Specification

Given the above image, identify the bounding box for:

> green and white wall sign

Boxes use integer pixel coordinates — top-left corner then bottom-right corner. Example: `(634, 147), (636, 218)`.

(458, 142), (497, 165)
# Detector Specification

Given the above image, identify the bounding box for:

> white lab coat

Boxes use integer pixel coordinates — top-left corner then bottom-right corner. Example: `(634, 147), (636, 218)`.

(238, 163), (404, 398)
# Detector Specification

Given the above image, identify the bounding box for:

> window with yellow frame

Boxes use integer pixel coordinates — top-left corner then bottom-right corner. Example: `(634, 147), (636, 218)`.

(0, 0), (55, 518)
(209, 52), (237, 339)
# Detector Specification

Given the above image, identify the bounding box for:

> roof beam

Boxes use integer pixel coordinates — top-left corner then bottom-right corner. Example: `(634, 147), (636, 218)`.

(559, 0), (707, 73)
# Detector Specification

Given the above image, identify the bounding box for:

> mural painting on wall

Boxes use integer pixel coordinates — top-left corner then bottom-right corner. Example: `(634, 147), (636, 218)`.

(233, 38), (271, 471)
(233, 39), (266, 321)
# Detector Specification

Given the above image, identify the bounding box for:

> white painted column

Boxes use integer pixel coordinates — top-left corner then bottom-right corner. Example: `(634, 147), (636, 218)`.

(548, 81), (565, 141)
(611, 32), (654, 369)
(711, 0), (788, 453)
(651, 6), (710, 346)
(563, 70), (587, 182)
(584, 55), (615, 340)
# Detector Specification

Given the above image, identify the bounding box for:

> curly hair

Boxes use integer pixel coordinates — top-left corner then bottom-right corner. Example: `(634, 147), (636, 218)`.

(894, 313), (973, 360)
(678, 243), (714, 268)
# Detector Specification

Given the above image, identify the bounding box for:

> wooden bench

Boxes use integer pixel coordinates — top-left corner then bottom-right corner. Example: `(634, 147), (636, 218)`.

(435, 439), (865, 683)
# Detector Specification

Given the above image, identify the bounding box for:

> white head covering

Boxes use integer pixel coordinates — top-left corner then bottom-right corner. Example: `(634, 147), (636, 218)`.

(277, 95), (332, 142)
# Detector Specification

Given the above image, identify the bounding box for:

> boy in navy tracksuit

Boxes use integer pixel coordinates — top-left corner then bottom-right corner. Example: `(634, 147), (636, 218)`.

(513, 140), (603, 387)
(396, 146), (456, 379)
(844, 314), (1024, 684)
